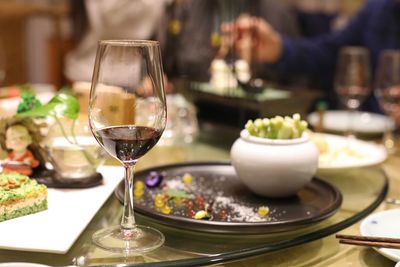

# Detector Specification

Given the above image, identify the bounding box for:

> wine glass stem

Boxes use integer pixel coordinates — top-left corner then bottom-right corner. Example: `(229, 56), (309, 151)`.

(383, 121), (396, 154)
(121, 163), (137, 230)
(347, 108), (356, 138)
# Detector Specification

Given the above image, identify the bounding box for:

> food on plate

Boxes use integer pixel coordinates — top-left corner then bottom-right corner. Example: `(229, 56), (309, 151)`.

(245, 113), (308, 139)
(145, 171), (164, 188)
(258, 206), (270, 218)
(135, 171), (275, 222)
(310, 134), (366, 166)
(310, 134), (329, 154)
(0, 172), (47, 222)
(318, 143), (366, 166)
(194, 209), (212, 220)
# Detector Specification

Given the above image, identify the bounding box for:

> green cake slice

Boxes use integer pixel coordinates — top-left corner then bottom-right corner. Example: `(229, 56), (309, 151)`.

(0, 173), (48, 222)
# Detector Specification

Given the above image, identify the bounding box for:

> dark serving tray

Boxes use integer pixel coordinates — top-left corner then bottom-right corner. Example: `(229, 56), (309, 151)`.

(115, 162), (342, 234)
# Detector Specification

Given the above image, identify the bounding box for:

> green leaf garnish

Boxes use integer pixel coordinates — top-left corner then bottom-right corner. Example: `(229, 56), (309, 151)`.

(166, 189), (194, 199)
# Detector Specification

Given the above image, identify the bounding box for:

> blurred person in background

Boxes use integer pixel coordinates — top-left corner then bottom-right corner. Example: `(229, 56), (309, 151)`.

(230, 0), (400, 113)
(163, 0), (302, 86)
(294, 0), (342, 37)
(64, 0), (169, 83)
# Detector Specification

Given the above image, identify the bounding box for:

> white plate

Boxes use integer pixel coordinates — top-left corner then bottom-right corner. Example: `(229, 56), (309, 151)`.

(360, 209), (400, 262)
(312, 133), (387, 170)
(0, 166), (123, 254)
(308, 110), (395, 135)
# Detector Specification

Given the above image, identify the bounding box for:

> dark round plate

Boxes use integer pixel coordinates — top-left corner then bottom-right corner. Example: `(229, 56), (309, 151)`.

(115, 162), (342, 234)
(32, 168), (103, 188)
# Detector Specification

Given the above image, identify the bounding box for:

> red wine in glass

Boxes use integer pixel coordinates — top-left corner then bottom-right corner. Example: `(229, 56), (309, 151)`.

(94, 126), (162, 164)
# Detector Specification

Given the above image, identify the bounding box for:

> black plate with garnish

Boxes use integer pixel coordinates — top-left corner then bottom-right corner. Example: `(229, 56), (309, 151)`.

(115, 162), (342, 234)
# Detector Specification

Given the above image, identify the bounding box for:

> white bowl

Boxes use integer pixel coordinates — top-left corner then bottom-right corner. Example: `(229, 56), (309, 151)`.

(230, 130), (319, 198)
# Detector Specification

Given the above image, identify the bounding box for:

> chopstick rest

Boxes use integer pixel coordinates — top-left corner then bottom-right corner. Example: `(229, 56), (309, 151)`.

(336, 234), (400, 249)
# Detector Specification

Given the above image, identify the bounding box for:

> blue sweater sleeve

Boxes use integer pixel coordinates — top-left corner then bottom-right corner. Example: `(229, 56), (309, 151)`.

(277, 0), (374, 78)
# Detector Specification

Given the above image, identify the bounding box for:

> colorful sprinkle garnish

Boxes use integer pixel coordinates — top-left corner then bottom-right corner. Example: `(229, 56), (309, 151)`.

(141, 171), (274, 223)
(161, 205), (172, 214)
(219, 210), (227, 220)
(134, 180), (145, 190)
(155, 193), (165, 202)
(194, 210), (207, 220)
(182, 173), (193, 185)
(133, 181), (145, 198)
(258, 206), (270, 218)
(155, 194), (166, 208)
(134, 188), (144, 198)
(195, 195), (205, 209)
(145, 171), (164, 188)
(188, 209), (196, 217)
(173, 198), (184, 205)
(167, 189), (194, 200)
(186, 200), (193, 209)
(194, 210), (212, 220)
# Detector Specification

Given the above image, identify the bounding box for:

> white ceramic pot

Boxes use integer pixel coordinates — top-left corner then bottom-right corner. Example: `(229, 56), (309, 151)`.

(230, 130), (319, 198)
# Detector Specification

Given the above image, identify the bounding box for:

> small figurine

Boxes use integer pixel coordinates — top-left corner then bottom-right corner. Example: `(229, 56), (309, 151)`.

(2, 124), (39, 176)
(0, 117), (46, 177)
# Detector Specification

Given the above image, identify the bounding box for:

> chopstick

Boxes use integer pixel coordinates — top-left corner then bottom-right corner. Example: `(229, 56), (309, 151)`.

(336, 234), (400, 249)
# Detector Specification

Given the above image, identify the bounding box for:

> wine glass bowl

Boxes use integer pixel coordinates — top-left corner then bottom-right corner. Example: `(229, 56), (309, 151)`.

(375, 49), (400, 153)
(89, 40), (166, 253)
(334, 46), (371, 137)
(377, 84), (400, 124)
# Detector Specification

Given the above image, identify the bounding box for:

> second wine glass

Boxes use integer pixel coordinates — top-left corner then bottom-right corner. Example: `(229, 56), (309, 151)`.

(89, 40), (167, 253)
(335, 46), (371, 137)
(375, 49), (400, 153)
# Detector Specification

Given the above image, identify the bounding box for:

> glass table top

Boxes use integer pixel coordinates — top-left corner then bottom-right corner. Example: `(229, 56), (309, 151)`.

(0, 125), (391, 266)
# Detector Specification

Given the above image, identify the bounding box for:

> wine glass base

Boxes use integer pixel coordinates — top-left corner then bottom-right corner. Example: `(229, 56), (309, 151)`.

(92, 225), (165, 253)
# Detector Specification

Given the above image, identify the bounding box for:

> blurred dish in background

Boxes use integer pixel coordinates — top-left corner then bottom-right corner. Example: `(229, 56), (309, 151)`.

(149, 94), (198, 146)
(311, 133), (387, 171)
(307, 110), (395, 135)
(360, 209), (400, 262)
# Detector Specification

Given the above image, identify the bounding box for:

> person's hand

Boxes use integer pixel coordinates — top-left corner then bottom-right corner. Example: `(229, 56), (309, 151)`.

(223, 15), (283, 64)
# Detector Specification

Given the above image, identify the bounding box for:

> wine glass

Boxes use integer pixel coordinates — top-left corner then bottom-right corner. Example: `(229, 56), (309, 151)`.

(335, 46), (371, 137)
(375, 49), (400, 153)
(89, 40), (167, 252)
